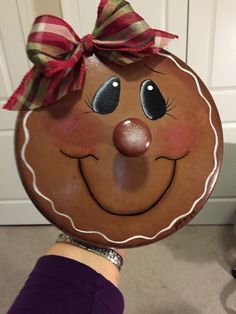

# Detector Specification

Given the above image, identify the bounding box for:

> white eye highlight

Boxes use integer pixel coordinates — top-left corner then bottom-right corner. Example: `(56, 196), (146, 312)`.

(147, 85), (154, 91)
(112, 81), (119, 88)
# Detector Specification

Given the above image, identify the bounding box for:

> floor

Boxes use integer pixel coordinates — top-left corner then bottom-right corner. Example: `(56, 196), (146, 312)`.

(1, 225), (236, 314)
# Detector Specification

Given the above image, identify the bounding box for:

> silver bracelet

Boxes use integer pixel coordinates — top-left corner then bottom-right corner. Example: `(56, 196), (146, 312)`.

(56, 233), (123, 271)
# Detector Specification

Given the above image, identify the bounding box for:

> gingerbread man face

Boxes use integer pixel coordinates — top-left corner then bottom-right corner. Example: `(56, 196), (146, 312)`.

(15, 51), (223, 247)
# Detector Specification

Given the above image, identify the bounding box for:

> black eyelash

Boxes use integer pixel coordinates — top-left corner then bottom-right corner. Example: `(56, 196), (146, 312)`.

(165, 98), (177, 120)
(84, 95), (93, 111)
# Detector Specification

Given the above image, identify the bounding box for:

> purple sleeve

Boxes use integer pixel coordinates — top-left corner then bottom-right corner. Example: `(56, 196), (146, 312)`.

(8, 255), (124, 314)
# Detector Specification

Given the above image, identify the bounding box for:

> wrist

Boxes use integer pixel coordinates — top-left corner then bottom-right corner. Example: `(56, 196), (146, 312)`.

(46, 242), (122, 287)
(56, 234), (123, 271)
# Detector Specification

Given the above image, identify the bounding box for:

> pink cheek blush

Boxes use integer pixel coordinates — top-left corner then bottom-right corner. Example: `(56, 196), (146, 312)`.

(41, 112), (105, 151)
(157, 124), (191, 157)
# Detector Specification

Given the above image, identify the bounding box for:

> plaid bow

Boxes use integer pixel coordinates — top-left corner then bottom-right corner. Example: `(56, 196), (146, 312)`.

(4, 0), (177, 110)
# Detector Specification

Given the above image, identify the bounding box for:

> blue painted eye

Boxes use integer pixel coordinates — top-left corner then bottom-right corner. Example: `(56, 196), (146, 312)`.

(140, 80), (167, 120)
(92, 76), (120, 114)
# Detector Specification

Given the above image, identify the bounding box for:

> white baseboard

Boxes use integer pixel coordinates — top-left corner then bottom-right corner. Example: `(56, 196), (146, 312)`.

(190, 198), (236, 225)
(0, 200), (50, 225)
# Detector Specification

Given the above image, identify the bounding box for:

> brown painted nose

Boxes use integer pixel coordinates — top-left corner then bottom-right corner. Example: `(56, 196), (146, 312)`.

(113, 118), (152, 157)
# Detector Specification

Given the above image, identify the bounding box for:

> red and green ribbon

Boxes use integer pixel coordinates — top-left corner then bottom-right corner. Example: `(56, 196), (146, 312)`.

(4, 0), (177, 110)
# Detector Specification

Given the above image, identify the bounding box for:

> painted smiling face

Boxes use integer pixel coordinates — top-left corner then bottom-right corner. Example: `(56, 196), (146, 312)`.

(15, 51), (223, 248)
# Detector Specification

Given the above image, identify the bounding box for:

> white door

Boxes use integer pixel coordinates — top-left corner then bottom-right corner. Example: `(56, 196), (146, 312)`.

(0, 0), (61, 224)
(60, 0), (188, 60)
(1, 0), (233, 225)
(187, 0), (236, 224)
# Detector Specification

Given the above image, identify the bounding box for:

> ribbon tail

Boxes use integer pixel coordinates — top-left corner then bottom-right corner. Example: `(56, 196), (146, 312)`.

(3, 63), (84, 111)
(3, 68), (35, 110)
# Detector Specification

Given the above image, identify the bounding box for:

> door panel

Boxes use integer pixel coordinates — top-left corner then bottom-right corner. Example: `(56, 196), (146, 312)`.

(0, 0), (62, 225)
(61, 0), (188, 61)
(211, 0), (236, 87)
(188, 0), (236, 223)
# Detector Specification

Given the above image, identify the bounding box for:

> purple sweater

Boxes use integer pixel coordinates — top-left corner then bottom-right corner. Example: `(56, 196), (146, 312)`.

(8, 255), (124, 314)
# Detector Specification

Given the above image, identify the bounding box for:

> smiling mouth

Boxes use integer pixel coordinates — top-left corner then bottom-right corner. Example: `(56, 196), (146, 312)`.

(60, 149), (189, 216)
